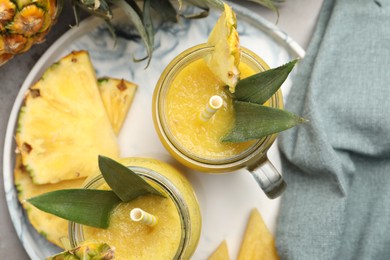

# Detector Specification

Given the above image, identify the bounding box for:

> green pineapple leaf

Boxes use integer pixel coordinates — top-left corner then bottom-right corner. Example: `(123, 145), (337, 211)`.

(232, 59), (298, 104)
(222, 101), (306, 143)
(98, 155), (165, 202)
(143, 0), (154, 52)
(151, 0), (177, 22)
(248, 0), (280, 22)
(108, 0), (153, 67)
(27, 189), (121, 228)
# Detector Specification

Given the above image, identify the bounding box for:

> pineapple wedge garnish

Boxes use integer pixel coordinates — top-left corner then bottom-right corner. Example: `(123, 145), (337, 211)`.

(46, 240), (114, 260)
(208, 240), (230, 260)
(15, 51), (119, 184)
(205, 3), (241, 93)
(237, 209), (280, 260)
(98, 77), (137, 135)
(14, 154), (86, 248)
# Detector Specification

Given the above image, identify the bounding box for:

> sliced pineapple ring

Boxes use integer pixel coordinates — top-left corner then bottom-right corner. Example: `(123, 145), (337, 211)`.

(98, 77), (137, 135)
(14, 154), (85, 248)
(205, 3), (241, 93)
(237, 208), (280, 260)
(15, 51), (119, 184)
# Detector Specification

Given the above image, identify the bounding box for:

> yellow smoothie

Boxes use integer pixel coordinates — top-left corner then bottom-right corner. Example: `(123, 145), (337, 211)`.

(165, 59), (258, 159)
(70, 157), (201, 260)
(83, 191), (180, 259)
(153, 44), (282, 173)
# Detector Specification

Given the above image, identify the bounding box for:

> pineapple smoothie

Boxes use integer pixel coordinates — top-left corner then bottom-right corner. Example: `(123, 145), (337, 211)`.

(83, 189), (181, 259)
(70, 157), (201, 260)
(165, 57), (257, 159)
(153, 44), (282, 173)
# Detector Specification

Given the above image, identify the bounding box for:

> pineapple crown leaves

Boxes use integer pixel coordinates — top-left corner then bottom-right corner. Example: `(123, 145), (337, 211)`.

(70, 0), (279, 68)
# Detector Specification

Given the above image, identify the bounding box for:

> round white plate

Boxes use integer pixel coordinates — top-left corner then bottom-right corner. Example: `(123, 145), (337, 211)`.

(3, 3), (304, 259)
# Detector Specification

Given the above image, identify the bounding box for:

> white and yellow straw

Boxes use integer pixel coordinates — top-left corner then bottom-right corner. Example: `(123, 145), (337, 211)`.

(130, 208), (158, 227)
(200, 95), (223, 122)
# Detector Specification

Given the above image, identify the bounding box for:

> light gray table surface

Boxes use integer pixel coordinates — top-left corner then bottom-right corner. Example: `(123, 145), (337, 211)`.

(0, 0), (323, 258)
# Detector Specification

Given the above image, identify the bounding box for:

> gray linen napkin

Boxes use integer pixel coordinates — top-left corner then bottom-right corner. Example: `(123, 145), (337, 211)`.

(276, 0), (390, 259)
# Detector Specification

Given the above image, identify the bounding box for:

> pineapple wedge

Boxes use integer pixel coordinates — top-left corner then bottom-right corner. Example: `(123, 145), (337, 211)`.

(15, 51), (119, 184)
(205, 3), (241, 93)
(14, 154), (85, 248)
(98, 77), (137, 135)
(237, 209), (280, 260)
(46, 240), (114, 260)
(14, 75), (135, 248)
(208, 240), (230, 260)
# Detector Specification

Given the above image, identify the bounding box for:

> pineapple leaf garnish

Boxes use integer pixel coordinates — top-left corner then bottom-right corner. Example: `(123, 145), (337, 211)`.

(98, 155), (165, 202)
(27, 189), (121, 228)
(232, 59), (298, 104)
(27, 156), (165, 228)
(222, 101), (307, 143)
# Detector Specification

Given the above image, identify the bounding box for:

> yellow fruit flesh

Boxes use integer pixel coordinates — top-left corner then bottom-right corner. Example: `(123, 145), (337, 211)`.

(83, 194), (181, 260)
(98, 78), (137, 135)
(205, 3), (240, 92)
(14, 154), (86, 248)
(165, 58), (256, 160)
(82, 157), (201, 260)
(237, 209), (280, 260)
(208, 240), (230, 260)
(14, 72), (135, 248)
(15, 51), (119, 184)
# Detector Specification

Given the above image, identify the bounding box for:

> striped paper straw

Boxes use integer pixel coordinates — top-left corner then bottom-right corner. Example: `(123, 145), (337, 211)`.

(130, 208), (158, 227)
(200, 95), (223, 122)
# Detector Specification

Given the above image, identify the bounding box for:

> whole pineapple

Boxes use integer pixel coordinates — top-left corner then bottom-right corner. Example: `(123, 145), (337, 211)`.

(0, 0), (279, 66)
(0, 0), (59, 65)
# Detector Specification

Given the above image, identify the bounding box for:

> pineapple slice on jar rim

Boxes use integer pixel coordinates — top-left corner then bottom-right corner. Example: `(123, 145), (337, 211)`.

(205, 3), (241, 93)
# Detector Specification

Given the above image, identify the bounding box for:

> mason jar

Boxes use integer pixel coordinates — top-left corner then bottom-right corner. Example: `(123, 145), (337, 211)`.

(152, 43), (286, 199)
(69, 157), (201, 259)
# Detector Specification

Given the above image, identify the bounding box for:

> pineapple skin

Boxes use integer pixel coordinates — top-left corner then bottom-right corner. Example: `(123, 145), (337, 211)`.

(0, 0), (59, 65)
(15, 51), (120, 184)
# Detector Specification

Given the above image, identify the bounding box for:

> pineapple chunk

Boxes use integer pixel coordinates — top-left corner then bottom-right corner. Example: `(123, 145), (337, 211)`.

(205, 3), (240, 92)
(14, 154), (85, 248)
(15, 51), (119, 184)
(97, 77), (137, 135)
(237, 208), (280, 260)
(46, 240), (114, 260)
(208, 240), (230, 260)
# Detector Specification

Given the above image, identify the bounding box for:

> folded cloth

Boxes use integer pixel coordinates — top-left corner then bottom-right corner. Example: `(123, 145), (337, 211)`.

(276, 0), (390, 259)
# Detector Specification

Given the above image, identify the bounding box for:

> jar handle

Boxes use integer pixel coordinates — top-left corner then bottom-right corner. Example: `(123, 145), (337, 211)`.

(247, 157), (286, 199)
